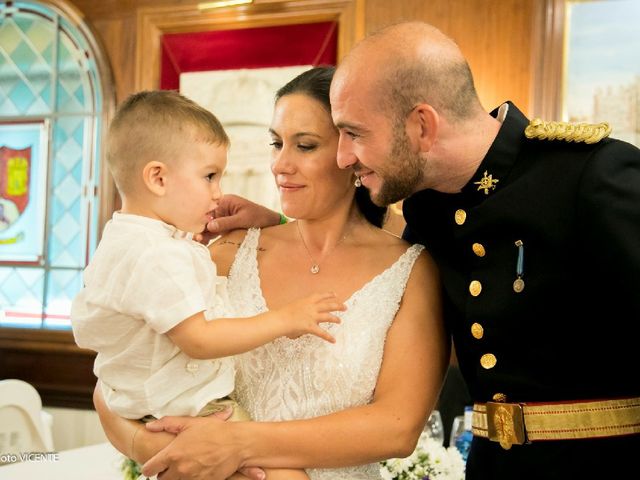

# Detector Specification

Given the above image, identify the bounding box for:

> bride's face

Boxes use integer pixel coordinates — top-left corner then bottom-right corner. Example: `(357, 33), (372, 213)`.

(269, 93), (355, 220)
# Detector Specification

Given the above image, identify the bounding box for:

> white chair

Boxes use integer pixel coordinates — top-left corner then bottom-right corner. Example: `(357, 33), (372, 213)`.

(0, 379), (54, 458)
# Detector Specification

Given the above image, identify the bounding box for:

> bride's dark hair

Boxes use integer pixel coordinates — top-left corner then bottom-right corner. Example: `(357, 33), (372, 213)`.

(275, 66), (388, 228)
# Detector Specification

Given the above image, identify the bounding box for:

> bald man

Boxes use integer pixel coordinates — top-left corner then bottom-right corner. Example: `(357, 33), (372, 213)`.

(329, 21), (640, 479)
(143, 21), (640, 480)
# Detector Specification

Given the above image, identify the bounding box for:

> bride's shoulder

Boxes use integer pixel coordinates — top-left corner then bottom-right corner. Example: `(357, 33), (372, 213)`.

(368, 228), (434, 272)
(253, 223), (290, 248)
(369, 227), (411, 252)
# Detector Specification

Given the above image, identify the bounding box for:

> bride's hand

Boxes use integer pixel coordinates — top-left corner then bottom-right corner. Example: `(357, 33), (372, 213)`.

(142, 415), (263, 480)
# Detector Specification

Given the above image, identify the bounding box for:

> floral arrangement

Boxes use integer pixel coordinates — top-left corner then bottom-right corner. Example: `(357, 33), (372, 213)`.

(379, 433), (465, 480)
(121, 457), (144, 480)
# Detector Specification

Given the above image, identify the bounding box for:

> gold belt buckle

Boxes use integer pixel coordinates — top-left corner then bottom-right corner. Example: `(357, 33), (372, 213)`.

(486, 402), (526, 449)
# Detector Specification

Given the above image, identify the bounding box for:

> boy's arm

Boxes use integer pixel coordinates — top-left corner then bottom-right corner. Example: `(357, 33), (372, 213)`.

(166, 293), (344, 359)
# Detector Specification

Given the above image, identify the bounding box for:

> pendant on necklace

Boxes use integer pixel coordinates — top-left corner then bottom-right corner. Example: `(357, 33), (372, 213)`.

(310, 264), (320, 274)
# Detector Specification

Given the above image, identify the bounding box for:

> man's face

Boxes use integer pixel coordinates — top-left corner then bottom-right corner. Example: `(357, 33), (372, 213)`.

(330, 72), (425, 206)
(376, 116), (425, 206)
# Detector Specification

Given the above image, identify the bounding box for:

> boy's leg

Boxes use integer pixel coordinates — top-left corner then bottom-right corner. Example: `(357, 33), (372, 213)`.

(199, 398), (251, 421)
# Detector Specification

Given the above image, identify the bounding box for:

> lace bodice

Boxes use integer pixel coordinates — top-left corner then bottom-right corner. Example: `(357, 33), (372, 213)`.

(227, 228), (424, 480)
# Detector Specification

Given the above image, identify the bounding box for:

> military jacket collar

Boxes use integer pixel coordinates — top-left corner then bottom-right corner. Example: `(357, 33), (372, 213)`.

(402, 102), (531, 230)
(456, 101), (529, 206)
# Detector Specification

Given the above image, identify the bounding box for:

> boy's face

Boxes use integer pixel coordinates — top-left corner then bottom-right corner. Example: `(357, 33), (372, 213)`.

(163, 140), (227, 233)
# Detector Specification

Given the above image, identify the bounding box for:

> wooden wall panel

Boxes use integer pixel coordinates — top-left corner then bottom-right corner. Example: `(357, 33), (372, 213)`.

(364, 0), (536, 115)
(68, 0), (365, 102)
(0, 329), (96, 408)
(90, 16), (137, 104)
(71, 0), (537, 110)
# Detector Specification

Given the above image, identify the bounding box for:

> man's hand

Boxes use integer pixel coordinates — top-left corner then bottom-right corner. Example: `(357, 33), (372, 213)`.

(142, 416), (264, 480)
(197, 195), (281, 244)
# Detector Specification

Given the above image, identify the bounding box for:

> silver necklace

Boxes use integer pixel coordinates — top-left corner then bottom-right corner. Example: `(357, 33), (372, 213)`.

(296, 221), (348, 274)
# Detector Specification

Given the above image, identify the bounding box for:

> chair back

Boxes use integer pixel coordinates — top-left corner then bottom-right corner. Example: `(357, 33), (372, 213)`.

(0, 379), (54, 457)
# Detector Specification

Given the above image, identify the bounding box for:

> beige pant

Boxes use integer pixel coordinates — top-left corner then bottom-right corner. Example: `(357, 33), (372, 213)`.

(197, 398), (251, 421)
(140, 397), (250, 422)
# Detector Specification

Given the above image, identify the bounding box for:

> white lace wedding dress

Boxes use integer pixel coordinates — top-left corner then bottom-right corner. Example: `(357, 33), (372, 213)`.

(227, 228), (424, 480)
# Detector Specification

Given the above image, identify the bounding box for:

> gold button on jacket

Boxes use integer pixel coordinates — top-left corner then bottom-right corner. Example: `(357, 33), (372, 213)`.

(480, 353), (497, 369)
(471, 322), (484, 339)
(455, 209), (467, 225)
(469, 280), (482, 296)
(472, 243), (486, 257)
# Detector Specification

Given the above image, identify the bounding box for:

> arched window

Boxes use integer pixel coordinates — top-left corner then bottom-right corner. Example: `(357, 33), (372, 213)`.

(0, 0), (113, 330)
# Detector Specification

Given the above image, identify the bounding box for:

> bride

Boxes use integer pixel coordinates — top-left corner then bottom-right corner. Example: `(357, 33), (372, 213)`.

(95, 67), (447, 480)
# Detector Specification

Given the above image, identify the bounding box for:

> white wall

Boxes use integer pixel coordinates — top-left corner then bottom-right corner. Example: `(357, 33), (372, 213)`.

(43, 407), (107, 451)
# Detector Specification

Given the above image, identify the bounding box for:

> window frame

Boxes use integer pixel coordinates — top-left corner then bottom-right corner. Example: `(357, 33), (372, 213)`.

(0, 0), (115, 409)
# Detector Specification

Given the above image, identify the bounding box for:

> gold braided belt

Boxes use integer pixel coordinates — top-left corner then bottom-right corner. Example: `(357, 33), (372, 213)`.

(472, 397), (640, 450)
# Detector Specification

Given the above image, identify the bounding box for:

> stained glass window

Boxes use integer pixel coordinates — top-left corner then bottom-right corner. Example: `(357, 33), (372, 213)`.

(0, 1), (104, 329)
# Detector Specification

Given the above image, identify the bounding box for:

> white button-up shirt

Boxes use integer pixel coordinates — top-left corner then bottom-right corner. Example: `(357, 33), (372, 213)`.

(71, 213), (235, 419)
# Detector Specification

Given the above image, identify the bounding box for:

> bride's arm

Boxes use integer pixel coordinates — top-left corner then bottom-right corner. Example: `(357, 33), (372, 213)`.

(93, 383), (176, 463)
(142, 251), (449, 479)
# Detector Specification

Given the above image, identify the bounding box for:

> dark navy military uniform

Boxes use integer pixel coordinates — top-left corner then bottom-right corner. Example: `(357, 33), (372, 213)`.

(403, 103), (640, 479)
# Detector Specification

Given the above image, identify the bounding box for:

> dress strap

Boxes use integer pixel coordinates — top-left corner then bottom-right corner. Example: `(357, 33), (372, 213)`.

(240, 227), (261, 255)
(227, 228), (267, 314)
(385, 243), (425, 302)
(345, 243), (425, 311)
(228, 228), (259, 273)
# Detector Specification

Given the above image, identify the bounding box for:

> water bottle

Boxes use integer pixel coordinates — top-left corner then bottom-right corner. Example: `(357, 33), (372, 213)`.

(454, 406), (473, 462)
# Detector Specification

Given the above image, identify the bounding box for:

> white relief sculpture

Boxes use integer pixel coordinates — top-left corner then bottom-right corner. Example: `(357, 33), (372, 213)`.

(181, 66), (312, 211)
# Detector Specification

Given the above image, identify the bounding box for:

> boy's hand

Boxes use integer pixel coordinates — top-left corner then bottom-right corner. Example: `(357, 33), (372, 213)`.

(278, 293), (346, 343)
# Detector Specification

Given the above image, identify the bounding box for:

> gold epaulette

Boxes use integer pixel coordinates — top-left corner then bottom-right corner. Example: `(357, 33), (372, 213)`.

(524, 118), (612, 144)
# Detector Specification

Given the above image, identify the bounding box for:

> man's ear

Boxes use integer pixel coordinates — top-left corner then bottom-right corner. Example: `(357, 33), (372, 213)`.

(408, 103), (439, 153)
(142, 161), (168, 196)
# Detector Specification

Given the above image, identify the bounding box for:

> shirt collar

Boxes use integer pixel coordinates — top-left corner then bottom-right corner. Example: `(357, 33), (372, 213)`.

(111, 212), (193, 240)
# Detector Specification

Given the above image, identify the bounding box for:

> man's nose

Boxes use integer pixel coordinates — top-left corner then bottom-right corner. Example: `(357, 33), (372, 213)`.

(336, 135), (357, 170)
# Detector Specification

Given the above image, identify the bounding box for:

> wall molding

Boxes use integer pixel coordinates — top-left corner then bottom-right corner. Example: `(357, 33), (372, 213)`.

(135, 0), (365, 90)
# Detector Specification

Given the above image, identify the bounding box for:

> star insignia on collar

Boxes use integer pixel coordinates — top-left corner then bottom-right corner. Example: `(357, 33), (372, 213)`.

(474, 170), (499, 194)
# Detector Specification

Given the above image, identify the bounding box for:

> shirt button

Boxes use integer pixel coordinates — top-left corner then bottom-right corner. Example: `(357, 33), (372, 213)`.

(471, 322), (484, 339)
(472, 243), (486, 257)
(186, 361), (199, 374)
(454, 209), (467, 225)
(480, 353), (497, 369)
(469, 280), (482, 296)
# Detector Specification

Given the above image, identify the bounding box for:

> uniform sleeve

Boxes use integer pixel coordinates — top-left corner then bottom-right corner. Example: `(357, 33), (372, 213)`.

(402, 223), (420, 244)
(577, 140), (640, 311)
(118, 242), (211, 334)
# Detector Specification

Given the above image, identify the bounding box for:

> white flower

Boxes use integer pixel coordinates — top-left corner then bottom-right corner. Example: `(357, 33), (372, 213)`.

(380, 435), (465, 480)
(380, 467), (396, 480)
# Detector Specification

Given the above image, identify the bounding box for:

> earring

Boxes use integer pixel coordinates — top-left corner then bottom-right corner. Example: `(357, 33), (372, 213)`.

(354, 177), (362, 187)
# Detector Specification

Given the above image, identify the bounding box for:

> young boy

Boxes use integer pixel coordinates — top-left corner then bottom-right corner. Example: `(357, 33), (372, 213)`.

(71, 91), (341, 479)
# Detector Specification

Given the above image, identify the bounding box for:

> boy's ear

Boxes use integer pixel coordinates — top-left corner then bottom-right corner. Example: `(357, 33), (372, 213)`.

(142, 161), (168, 196)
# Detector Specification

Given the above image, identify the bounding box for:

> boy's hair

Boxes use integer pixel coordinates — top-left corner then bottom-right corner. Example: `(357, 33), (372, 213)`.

(107, 90), (229, 195)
